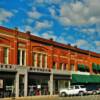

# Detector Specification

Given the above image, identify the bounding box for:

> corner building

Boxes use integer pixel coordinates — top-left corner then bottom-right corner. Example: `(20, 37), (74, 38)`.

(0, 26), (100, 97)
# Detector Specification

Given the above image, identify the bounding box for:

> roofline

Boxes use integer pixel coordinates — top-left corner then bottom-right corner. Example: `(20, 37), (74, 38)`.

(0, 26), (100, 58)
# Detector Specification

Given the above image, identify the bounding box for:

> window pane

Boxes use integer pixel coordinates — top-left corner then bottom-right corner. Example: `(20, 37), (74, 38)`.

(43, 54), (46, 68)
(53, 62), (56, 69)
(32, 52), (37, 67)
(64, 64), (66, 70)
(4, 47), (8, 64)
(59, 63), (62, 70)
(17, 50), (20, 65)
(37, 53), (41, 67)
(71, 64), (74, 71)
(22, 50), (25, 65)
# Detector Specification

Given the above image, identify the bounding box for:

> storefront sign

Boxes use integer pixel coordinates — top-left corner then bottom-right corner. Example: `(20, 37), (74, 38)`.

(0, 79), (3, 88)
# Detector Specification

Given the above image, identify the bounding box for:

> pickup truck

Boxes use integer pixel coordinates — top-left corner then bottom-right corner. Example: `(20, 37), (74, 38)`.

(59, 85), (87, 97)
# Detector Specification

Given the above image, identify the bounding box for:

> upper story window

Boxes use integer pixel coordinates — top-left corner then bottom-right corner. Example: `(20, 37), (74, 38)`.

(37, 53), (41, 67)
(78, 64), (89, 72)
(32, 52), (37, 67)
(59, 63), (67, 70)
(70, 64), (74, 71)
(17, 49), (26, 66)
(59, 63), (63, 70)
(4, 47), (9, 64)
(53, 62), (57, 69)
(32, 52), (47, 68)
(63, 63), (67, 70)
(42, 54), (47, 68)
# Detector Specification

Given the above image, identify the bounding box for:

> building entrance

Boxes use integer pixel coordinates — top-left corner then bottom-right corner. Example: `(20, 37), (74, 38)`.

(19, 75), (25, 97)
(0, 72), (16, 98)
(28, 73), (50, 96)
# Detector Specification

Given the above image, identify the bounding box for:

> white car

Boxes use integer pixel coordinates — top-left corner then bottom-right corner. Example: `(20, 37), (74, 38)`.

(59, 85), (87, 97)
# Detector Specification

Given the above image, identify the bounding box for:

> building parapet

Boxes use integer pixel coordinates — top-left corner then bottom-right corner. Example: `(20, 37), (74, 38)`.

(0, 64), (17, 72)
(28, 67), (51, 74)
(71, 71), (90, 75)
(52, 69), (71, 75)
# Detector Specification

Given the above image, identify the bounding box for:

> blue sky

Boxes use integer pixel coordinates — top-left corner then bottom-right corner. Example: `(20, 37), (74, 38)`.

(0, 0), (100, 53)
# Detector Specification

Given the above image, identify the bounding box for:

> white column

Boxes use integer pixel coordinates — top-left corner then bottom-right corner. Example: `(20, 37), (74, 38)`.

(35, 53), (37, 67)
(40, 54), (42, 68)
(15, 73), (19, 97)
(68, 81), (71, 88)
(7, 48), (9, 64)
(20, 50), (22, 65)
(50, 74), (53, 95)
(45, 55), (47, 68)
(62, 63), (64, 70)
(24, 51), (26, 66)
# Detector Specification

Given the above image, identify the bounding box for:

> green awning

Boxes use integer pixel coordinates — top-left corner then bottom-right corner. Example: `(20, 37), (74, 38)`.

(72, 74), (100, 83)
(72, 74), (89, 83)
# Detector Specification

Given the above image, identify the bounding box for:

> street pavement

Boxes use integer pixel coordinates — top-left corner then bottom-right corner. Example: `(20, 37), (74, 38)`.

(1, 95), (100, 100)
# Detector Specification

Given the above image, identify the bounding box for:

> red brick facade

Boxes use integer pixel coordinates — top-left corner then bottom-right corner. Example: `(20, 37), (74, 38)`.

(0, 26), (100, 73)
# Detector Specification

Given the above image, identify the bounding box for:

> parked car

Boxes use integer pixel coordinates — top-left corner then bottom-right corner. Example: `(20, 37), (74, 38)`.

(59, 85), (87, 97)
(86, 86), (100, 95)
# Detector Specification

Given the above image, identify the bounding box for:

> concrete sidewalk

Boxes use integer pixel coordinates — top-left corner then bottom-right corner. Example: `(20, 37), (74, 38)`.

(0, 95), (58, 100)
(1, 95), (100, 100)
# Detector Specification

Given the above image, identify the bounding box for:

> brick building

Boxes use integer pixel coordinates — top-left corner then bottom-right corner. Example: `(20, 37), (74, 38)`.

(0, 26), (100, 97)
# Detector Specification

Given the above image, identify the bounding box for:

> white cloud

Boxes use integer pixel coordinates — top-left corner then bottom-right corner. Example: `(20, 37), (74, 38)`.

(0, 8), (13, 22)
(24, 25), (33, 32)
(28, 0), (100, 25)
(81, 28), (96, 33)
(49, 7), (56, 17)
(74, 39), (88, 47)
(35, 0), (44, 3)
(34, 20), (53, 31)
(49, 0), (100, 25)
(41, 31), (57, 40)
(56, 36), (68, 44)
(24, 25), (40, 36)
(95, 41), (100, 53)
(95, 41), (100, 47)
(27, 8), (42, 19)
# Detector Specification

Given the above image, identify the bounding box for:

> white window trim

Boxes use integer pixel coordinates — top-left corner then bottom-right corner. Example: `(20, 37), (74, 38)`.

(32, 51), (47, 69)
(18, 49), (26, 66)
(4, 47), (9, 64)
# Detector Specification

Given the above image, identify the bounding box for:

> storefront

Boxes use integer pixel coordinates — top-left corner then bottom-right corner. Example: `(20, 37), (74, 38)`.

(53, 75), (71, 94)
(71, 74), (100, 89)
(72, 74), (100, 84)
(0, 71), (16, 98)
(28, 72), (50, 96)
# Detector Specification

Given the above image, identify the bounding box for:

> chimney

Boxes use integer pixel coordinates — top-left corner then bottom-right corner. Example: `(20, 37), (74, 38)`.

(68, 43), (71, 46)
(14, 27), (18, 31)
(26, 31), (31, 34)
(49, 38), (53, 41)
(74, 45), (77, 48)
